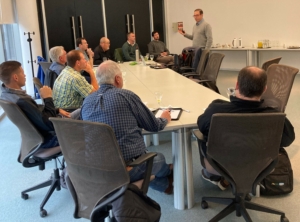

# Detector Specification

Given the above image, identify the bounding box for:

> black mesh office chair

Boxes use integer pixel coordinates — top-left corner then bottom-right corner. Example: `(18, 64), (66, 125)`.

(261, 57), (282, 71)
(185, 53), (225, 93)
(182, 49), (210, 77)
(50, 118), (157, 221)
(0, 99), (63, 218)
(198, 113), (289, 222)
(262, 64), (299, 112)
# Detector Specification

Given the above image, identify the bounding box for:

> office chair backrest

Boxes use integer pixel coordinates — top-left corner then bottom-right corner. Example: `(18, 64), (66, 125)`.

(50, 118), (130, 219)
(261, 57), (282, 71)
(39, 62), (52, 75)
(202, 53), (225, 84)
(196, 49), (210, 76)
(33, 77), (43, 91)
(44, 69), (58, 89)
(207, 113), (285, 195)
(114, 48), (124, 62)
(262, 64), (299, 112)
(0, 99), (43, 164)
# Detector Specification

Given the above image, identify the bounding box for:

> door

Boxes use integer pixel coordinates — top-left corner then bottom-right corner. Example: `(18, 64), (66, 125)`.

(74, 0), (105, 50)
(43, 0), (77, 53)
(105, 0), (151, 55)
(152, 0), (165, 43)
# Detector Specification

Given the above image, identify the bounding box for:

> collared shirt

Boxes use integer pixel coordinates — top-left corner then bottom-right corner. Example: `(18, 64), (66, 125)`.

(75, 47), (90, 61)
(53, 66), (93, 108)
(49, 62), (65, 75)
(93, 45), (114, 65)
(81, 84), (168, 161)
(122, 41), (140, 61)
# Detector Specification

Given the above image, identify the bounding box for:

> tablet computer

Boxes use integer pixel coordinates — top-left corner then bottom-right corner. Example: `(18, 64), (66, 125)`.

(154, 108), (183, 120)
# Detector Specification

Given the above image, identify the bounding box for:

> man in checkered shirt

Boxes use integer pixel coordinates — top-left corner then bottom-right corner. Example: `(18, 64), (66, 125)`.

(81, 60), (174, 194)
(53, 50), (99, 109)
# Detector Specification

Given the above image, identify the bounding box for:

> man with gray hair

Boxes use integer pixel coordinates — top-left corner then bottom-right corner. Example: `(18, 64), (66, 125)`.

(81, 60), (174, 194)
(49, 46), (67, 75)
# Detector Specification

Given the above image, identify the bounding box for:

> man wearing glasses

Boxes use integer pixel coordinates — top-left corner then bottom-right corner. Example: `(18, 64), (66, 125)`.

(94, 37), (114, 65)
(178, 8), (213, 49)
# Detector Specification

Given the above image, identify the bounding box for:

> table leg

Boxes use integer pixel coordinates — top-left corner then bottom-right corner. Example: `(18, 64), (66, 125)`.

(143, 135), (151, 147)
(184, 127), (194, 209)
(152, 134), (159, 146)
(172, 129), (185, 210)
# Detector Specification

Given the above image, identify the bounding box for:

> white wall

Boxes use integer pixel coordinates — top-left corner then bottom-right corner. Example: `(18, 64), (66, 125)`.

(15, 0), (42, 97)
(165, 0), (300, 70)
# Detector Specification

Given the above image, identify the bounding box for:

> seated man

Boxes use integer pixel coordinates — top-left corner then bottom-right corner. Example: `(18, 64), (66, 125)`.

(53, 50), (99, 109)
(49, 46), (67, 75)
(81, 60), (174, 194)
(197, 66), (295, 190)
(148, 31), (174, 65)
(75, 37), (94, 67)
(122, 32), (141, 61)
(94, 37), (114, 65)
(0, 61), (70, 148)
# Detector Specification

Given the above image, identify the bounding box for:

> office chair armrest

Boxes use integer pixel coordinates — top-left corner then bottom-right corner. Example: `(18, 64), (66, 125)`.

(192, 129), (205, 142)
(182, 72), (197, 76)
(198, 79), (212, 83)
(128, 152), (157, 167)
(128, 152), (157, 194)
(184, 74), (201, 79)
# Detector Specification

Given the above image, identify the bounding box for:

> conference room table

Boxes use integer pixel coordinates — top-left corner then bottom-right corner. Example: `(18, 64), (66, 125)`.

(118, 62), (227, 210)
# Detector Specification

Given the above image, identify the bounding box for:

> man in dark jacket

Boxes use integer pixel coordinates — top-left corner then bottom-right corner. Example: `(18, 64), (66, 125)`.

(94, 37), (114, 65)
(0, 61), (70, 148)
(197, 66), (295, 190)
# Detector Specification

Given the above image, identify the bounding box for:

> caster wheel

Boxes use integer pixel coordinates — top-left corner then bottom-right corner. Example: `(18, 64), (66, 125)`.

(280, 216), (289, 222)
(40, 209), (47, 218)
(21, 193), (29, 200)
(245, 194), (252, 201)
(201, 200), (208, 209)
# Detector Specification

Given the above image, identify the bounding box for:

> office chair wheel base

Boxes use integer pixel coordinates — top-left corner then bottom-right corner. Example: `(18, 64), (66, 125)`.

(201, 200), (208, 209)
(40, 209), (47, 217)
(245, 193), (252, 201)
(281, 216), (289, 222)
(21, 193), (29, 200)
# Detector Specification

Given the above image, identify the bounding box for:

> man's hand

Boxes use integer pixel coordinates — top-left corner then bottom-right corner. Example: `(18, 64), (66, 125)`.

(59, 109), (71, 118)
(39, 86), (52, 99)
(160, 52), (168, 56)
(178, 30), (185, 35)
(87, 48), (94, 57)
(160, 109), (171, 123)
(84, 63), (94, 75)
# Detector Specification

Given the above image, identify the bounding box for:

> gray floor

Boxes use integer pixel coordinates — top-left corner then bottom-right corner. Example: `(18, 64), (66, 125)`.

(0, 70), (299, 222)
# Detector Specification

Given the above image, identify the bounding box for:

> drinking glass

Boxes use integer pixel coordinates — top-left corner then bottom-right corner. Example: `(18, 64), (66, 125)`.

(103, 57), (107, 61)
(145, 53), (149, 61)
(122, 71), (126, 82)
(154, 92), (163, 107)
(150, 55), (154, 61)
(226, 87), (235, 97)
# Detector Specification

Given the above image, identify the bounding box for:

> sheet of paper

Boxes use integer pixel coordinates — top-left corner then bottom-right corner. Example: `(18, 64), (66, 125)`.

(155, 109), (181, 119)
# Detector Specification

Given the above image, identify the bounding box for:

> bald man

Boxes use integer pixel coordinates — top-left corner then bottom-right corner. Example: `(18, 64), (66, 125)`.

(93, 37), (114, 65)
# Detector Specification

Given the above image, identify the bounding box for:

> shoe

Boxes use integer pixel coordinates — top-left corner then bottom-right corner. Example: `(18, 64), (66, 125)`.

(164, 171), (173, 195)
(201, 169), (221, 185)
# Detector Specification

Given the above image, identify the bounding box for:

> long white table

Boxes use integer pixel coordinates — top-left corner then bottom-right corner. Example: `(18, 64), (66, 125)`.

(119, 63), (227, 210)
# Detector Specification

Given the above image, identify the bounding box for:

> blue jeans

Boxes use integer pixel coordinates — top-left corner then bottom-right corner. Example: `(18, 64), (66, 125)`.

(129, 152), (171, 192)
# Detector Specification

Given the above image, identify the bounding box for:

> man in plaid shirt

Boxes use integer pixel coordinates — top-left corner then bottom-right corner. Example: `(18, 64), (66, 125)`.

(53, 50), (99, 109)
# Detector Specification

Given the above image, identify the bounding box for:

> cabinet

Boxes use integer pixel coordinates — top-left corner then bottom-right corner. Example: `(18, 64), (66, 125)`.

(38, 0), (104, 58)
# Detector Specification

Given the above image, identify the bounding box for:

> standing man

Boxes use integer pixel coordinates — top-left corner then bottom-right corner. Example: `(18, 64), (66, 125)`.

(81, 60), (174, 194)
(178, 8), (213, 49)
(197, 66), (295, 190)
(0, 61), (70, 149)
(148, 31), (174, 65)
(93, 37), (114, 65)
(53, 50), (99, 109)
(49, 46), (67, 75)
(76, 37), (94, 67)
(122, 32), (141, 61)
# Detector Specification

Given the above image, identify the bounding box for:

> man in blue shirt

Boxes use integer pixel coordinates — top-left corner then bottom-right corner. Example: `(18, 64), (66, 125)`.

(49, 46), (67, 75)
(81, 60), (174, 194)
